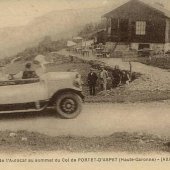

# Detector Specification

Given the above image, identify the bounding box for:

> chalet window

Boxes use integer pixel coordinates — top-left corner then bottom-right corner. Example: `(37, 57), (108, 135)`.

(136, 21), (146, 35)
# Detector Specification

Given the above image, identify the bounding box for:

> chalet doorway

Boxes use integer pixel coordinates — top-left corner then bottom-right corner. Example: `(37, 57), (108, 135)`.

(119, 19), (129, 42)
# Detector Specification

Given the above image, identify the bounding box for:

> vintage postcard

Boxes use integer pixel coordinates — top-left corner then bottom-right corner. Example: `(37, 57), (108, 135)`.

(0, 0), (170, 169)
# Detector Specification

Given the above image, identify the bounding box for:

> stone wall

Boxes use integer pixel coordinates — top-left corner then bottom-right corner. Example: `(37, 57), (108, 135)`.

(106, 42), (170, 55)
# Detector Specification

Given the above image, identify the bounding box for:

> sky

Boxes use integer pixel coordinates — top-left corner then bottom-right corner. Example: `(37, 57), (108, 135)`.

(0, 0), (170, 28)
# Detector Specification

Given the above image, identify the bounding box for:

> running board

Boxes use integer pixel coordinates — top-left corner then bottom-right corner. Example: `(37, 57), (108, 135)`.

(0, 105), (51, 114)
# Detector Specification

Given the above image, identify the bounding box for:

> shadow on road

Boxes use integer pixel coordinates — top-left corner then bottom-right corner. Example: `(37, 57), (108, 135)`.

(0, 109), (60, 120)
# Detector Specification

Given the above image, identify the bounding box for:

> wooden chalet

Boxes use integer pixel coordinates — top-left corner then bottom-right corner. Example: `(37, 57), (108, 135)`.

(103, 0), (170, 52)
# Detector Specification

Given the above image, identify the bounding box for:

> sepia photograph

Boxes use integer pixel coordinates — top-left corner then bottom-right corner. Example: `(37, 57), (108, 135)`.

(0, 0), (170, 169)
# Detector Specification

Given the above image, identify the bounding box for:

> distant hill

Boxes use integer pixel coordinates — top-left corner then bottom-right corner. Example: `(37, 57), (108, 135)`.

(0, 6), (112, 59)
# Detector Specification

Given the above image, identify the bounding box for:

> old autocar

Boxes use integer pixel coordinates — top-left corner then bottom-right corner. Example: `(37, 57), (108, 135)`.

(0, 71), (84, 119)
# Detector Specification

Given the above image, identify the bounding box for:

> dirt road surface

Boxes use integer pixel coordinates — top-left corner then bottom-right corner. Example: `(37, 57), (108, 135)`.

(0, 101), (170, 137)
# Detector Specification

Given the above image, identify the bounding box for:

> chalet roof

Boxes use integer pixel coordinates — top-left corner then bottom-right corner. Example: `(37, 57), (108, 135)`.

(104, 0), (170, 18)
(81, 29), (105, 39)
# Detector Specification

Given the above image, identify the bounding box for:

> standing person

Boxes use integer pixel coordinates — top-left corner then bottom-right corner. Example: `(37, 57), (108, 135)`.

(100, 65), (108, 91)
(87, 68), (98, 96)
(75, 73), (83, 91)
(112, 65), (122, 88)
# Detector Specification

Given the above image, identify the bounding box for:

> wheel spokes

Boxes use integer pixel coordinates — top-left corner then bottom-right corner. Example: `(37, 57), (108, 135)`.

(61, 98), (77, 114)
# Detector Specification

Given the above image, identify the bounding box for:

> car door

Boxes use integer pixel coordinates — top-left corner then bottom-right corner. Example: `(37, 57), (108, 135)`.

(0, 79), (49, 111)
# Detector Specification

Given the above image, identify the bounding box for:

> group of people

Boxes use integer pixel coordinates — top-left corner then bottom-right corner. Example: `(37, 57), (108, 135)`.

(0, 63), (39, 81)
(87, 65), (130, 96)
(11, 62), (39, 80)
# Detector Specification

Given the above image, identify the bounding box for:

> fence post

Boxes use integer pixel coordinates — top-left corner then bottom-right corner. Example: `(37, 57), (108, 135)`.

(129, 61), (132, 80)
